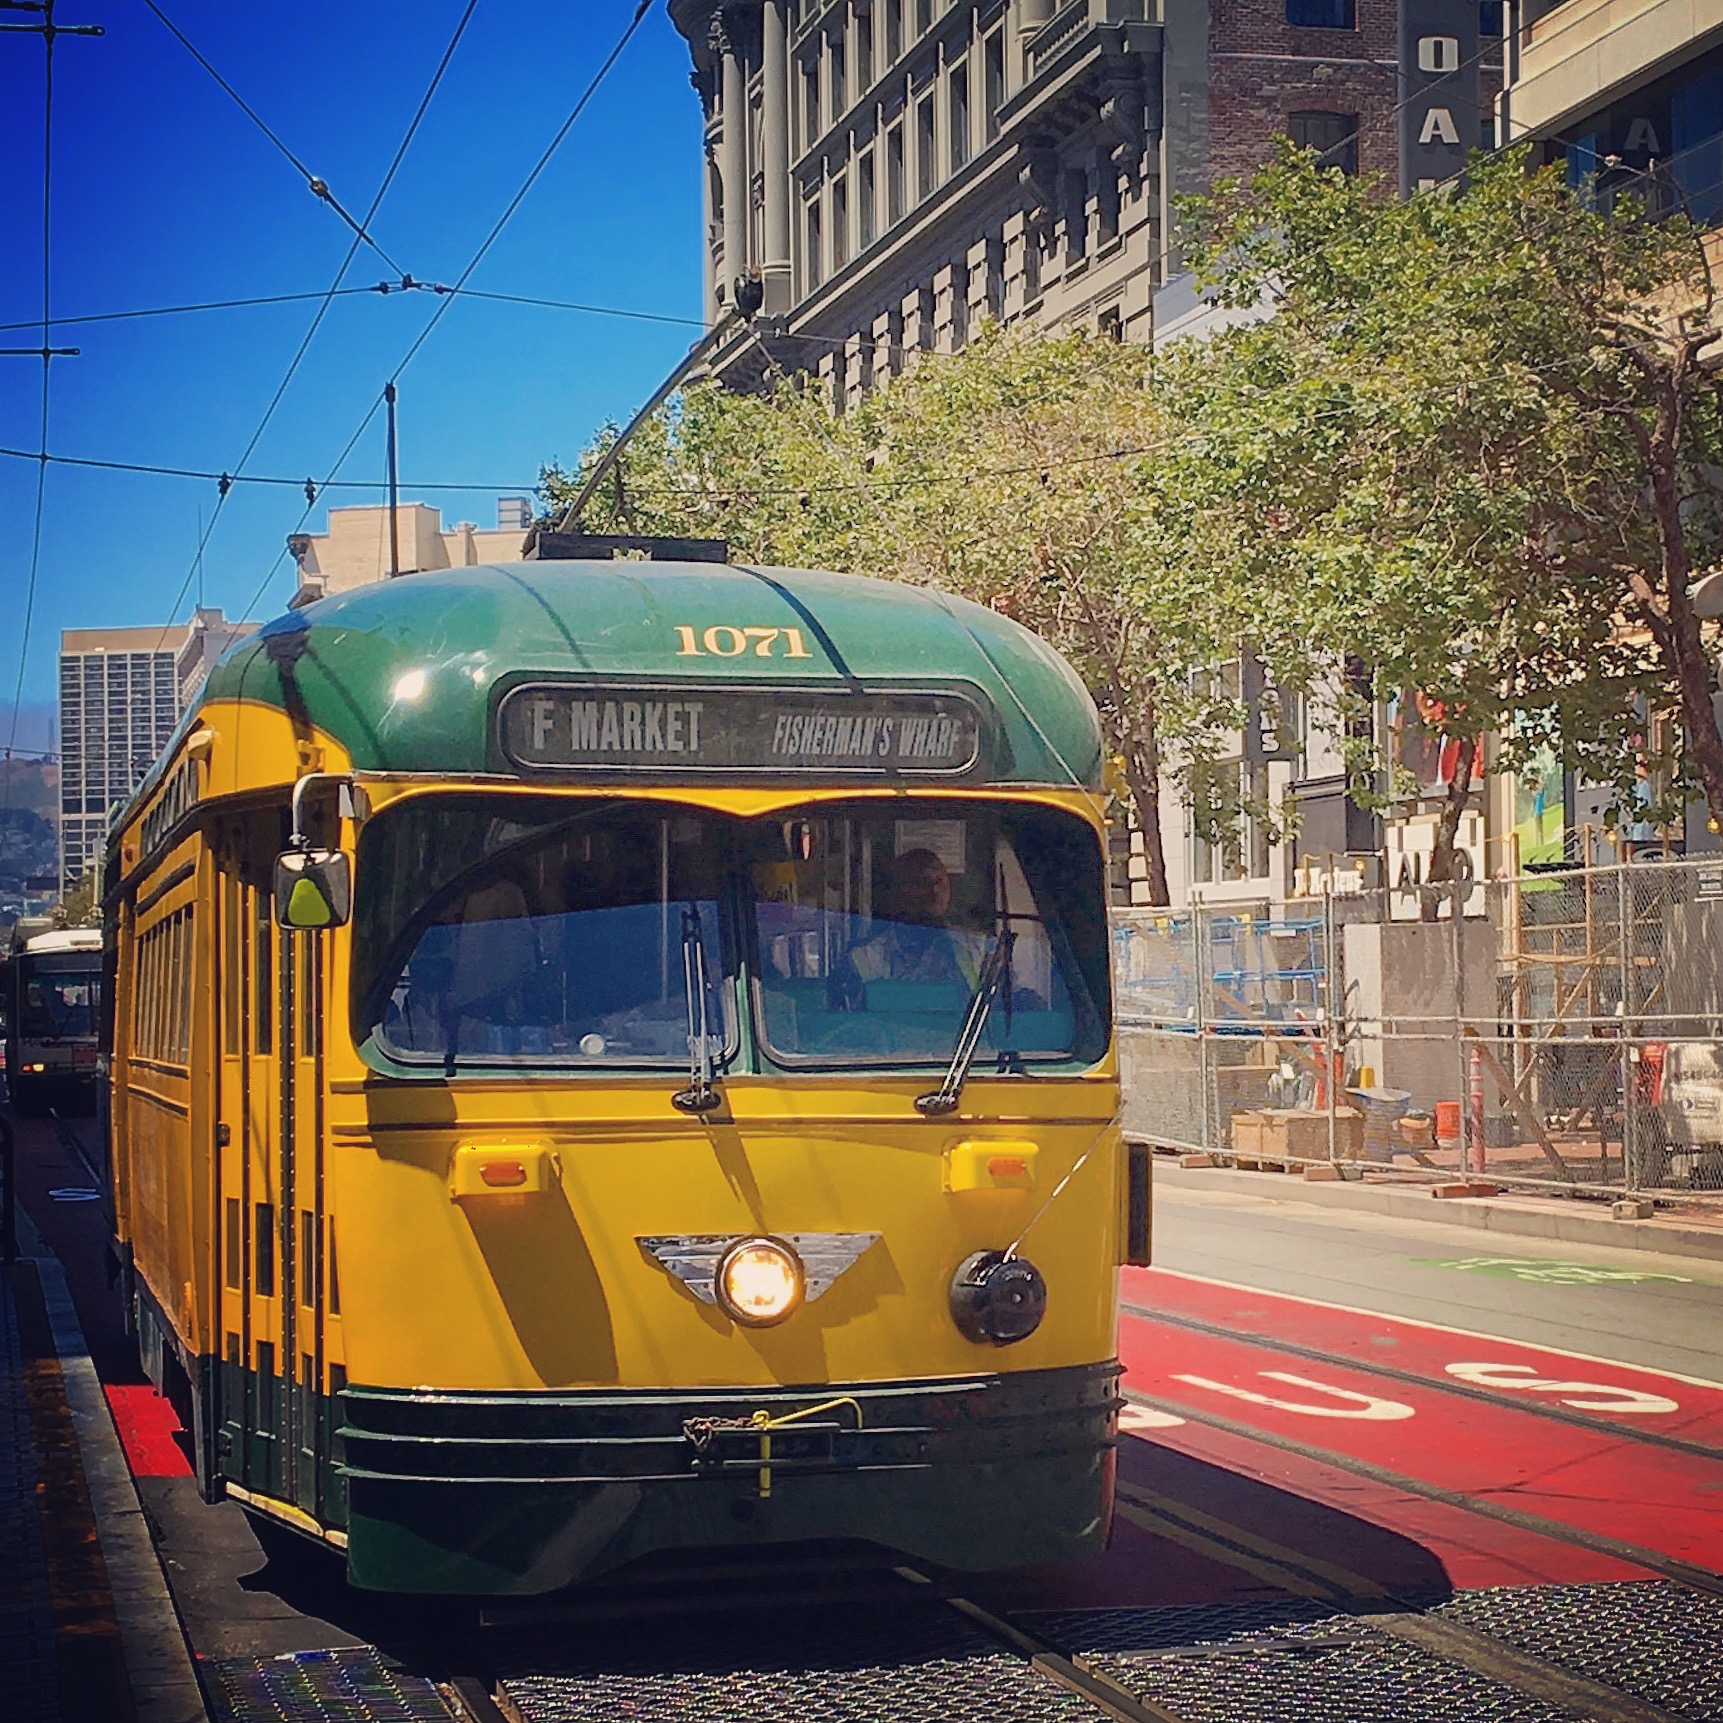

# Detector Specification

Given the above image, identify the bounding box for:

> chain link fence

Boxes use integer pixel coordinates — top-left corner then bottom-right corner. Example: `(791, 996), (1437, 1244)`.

(1114, 856), (1723, 1203)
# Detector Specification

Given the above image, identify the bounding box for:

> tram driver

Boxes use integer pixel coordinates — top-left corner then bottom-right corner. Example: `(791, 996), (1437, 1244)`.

(832, 847), (986, 1009)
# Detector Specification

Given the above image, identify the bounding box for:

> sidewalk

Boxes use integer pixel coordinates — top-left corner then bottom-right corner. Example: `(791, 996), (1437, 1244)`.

(0, 1200), (207, 1722)
(1155, 1155), (1723, 1264)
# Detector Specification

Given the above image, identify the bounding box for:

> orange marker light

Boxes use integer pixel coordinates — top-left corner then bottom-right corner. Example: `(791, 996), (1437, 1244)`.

(479, 1160), (528, 1188)
(988, 1156), (1028, 1178)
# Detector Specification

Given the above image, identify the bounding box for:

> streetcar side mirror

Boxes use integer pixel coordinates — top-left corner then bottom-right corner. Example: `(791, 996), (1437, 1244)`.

(274, 848), (351, 929)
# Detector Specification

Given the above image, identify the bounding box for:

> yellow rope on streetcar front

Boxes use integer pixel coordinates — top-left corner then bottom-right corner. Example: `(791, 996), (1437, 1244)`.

(748, 1395), (864, 1499)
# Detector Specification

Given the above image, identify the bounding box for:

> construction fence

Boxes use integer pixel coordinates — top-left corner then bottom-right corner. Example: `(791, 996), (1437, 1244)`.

(1114, 856), (1723, 1203)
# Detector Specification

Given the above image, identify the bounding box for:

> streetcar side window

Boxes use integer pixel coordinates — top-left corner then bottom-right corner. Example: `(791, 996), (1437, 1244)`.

(254, 890), (273, 1056)
(222, 864), (243, 1053)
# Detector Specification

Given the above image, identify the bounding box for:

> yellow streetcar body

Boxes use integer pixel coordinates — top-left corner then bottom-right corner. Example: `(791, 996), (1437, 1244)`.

(104, 557), (1145, 1593)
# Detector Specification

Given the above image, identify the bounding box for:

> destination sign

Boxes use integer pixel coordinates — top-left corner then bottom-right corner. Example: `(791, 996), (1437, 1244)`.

(498, 684), (983, 776)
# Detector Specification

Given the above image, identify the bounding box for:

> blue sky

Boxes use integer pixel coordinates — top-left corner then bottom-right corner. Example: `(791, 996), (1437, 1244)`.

(0, 0), (705, 749)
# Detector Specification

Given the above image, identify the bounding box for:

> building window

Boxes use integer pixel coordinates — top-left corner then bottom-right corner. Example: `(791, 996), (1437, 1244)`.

(1479, 0), (1504, 33)
(804, 56), (821, 145)
(948, 61), (970, 171)
(984, 30), (1005, 141)
(859, 148), (877, 248)
(830, 31), (846, 114)
(1288, 110), (1358, 173)
(1286, 0), (1355, 25)
(1673, 66), (1723, 223)
(832, 171), (849, 271)
(887, 122), (906, 223)
(885, 0), (902, 63)
(806, 189), (823, 289)
(1098, 305), (1123, 341)
(857, 10), (873, 91)
(916, 91), (936, 197)
(915, 0), (932, 35)
(1063, 167), (1088, 259)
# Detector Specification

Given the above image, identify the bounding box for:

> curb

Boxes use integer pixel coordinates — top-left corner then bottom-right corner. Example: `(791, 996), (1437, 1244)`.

(1157, 1161), (1723, 1264)
(31, 1247), (209, 1723)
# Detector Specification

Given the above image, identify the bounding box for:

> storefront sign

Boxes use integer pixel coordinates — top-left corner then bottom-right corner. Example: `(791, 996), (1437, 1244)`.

(1399, 0), (1481, 195)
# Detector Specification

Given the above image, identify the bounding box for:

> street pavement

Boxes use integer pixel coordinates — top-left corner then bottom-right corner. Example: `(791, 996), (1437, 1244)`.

(6, 1103), (1723, 1721)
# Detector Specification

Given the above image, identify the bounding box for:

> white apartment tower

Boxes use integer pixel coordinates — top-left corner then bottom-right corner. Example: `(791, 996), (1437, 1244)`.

(57, 608), (254, 894)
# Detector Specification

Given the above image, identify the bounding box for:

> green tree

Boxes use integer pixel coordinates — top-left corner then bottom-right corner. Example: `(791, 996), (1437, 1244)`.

(57, 870), (98, 927)
(1181, 145), (1723, 886)
(542, 328), (1270, 903)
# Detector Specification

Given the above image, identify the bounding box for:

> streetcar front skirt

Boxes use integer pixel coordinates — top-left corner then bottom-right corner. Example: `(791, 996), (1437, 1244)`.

(337, 1361), (1120, 1593)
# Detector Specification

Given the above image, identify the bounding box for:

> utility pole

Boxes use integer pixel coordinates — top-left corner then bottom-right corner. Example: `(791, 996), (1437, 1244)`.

(0, 0), (101, 369)
(384, 382), (400, 578)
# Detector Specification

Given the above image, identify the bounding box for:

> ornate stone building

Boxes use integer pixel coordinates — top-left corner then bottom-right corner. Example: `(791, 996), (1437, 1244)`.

(668, 0), (1499, 907)
(668, 0), (1480, 395)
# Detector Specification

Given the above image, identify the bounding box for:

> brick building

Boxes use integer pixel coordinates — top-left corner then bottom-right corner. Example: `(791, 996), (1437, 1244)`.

(1204, 0), (1400, 186)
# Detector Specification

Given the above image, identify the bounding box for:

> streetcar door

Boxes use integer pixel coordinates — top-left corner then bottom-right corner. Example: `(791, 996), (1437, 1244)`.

(278, 917), (329, 1518)
(214, 830), (250, 1493)
(214, 816), (287, 1498)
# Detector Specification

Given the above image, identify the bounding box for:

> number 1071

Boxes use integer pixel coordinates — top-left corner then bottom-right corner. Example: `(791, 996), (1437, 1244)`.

(674, 625), (814, 659)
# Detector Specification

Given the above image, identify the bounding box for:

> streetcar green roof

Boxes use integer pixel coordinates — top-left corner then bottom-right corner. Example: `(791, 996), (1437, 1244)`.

(196, 560), (1104, 788)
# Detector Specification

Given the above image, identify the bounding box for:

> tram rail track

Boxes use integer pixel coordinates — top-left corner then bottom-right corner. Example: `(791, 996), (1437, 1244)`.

(441, 1568), (1194, 1723)
(1120, 1295), (1723, 1465)
(411, 1546), (1723, 1723)
(1120, 1383), (1723, 1601)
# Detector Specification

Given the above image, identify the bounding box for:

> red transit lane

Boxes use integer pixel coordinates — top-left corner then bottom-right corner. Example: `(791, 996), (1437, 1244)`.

(1123, 1265), (1723, 1444)
(1117, 1268), (1723, 1578)
(1113, 1405), (1657, 1593)
(103, 1383), (193, 1479)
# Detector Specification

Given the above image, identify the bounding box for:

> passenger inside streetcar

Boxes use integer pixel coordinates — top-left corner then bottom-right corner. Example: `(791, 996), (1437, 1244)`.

(371, 805), (726, 1068)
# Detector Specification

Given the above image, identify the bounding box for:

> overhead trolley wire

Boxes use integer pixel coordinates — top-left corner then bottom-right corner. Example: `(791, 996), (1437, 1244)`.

(357, 0), (657, 398)
(0, 444), (538, 491)
(230, 0), (656, 626)
(151, 0), (483, 652)
(137, 0), (407, 278)
(0, 285), (381, 333)
(0, 281), (706, 336)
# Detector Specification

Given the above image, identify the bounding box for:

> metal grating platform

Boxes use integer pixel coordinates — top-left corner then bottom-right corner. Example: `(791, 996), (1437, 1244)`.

(496, 1602), (1103, 1722)
(1016, 1600), (1346, 1657)
(1019, 1605), (1596, 1723)
(1438, 1581), (1723, 1721)
(200, 1647), (456, 1723)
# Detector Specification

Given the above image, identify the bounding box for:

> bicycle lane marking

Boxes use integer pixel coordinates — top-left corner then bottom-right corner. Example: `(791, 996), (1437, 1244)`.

(1117, 1304), (1723, 1571)
(1122, 1264), (1723, 1446)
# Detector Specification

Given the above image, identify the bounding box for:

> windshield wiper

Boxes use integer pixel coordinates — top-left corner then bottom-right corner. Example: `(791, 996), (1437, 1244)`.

(671, 904), (722, 1115)
(915, 930), (1015, 1117)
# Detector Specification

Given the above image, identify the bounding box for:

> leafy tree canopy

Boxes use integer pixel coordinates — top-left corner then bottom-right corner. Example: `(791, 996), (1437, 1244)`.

(541, 146), (1723, 898)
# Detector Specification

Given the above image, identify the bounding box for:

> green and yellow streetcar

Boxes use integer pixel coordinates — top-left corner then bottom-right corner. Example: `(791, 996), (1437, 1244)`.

(104, 543), (1144, 1594)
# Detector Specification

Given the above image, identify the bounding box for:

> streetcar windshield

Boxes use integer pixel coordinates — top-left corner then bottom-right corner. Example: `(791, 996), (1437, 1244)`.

(748, 801), (1106, 1069)
(352, 795), (1107, 1078)
(354, 798), (732, 1072)
(17, 954), (101, 1041)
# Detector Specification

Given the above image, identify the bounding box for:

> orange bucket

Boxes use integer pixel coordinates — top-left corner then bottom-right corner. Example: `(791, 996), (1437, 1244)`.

(1433, 1100), (1461, 1142)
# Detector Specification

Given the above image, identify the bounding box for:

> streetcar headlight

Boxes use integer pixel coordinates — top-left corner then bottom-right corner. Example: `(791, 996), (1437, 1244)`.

(715, 1236), (805, 1327)
(949, 1250), (1047, 1346)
